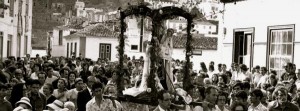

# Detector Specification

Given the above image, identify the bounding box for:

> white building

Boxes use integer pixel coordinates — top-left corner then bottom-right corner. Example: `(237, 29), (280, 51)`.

(63, 23), (119, 61)
(0, 0), (32, 60)
(197, 0), (221, 20)
(167, 19), (218, 37)
(219, 0), (300, 76)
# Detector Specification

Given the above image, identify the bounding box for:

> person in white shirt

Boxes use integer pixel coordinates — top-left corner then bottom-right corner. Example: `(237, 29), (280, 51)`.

(236, 64), (251, 82)
(257, 67), (268, 88)
(248, 89), (267, 111)
(45, 67), (58, 85)
(30, 64), (42, 80)
(252, 66), (262, 86)
(66, 78), (84, 109)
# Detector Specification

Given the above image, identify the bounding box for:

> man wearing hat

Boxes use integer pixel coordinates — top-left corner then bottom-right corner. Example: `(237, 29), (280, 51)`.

(13, 97), (32, 111)
(47, 100), (64, 111)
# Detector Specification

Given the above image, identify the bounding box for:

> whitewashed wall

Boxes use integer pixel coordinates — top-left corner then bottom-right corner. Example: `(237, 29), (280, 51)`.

(222, 0), (300, 69)
(85, 37), (119, 61)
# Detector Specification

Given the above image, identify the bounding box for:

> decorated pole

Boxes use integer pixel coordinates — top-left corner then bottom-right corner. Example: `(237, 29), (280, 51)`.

(117, 9), (126, 97)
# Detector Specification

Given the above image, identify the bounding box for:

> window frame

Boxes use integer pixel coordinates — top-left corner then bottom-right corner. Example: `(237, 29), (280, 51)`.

(267, 24), (295, 75)
(59, 30), (63, 45)
(99, 43), (111, 60)
(131, 45), (138, 50)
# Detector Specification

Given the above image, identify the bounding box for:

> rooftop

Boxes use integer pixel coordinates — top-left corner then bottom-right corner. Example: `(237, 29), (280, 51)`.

(65, 23), (119, 38)
(173, 34), (218, 50)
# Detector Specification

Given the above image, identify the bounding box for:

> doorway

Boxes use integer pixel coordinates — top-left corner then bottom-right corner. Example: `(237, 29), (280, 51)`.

(233, 28), (254, 69)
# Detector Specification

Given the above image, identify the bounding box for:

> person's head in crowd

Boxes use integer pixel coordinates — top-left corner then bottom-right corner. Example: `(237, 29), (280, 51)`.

(75, 78), (84, 91)
(70, 63), (76, 70)
(209, 64), (214, 72)
(268, 74), (277, 87)
(242, 82), (250, 94)
(157, 90), (172, 110)
(218, 63), (222, 72)
(37, 71), (46, 85)
(97, 66), (106, 76)
(4, 59), (13, 68)
(10, 78), (19, 86)
(230, 102), (247, 111)
(239, 64), (249, 73)
(218, 74), (227, 84)
(57, 78), (67, 91)
(16, 61), (23, 68)
(8, 56), (16, 62)
(200, 62), (207, 73)
(231, 63), (237, 71)
(204, 85), (219, 105)
(232, 82), (243, 94)
(211, 74), (219, 85)
(225, 71), (232, 83)
(217, 91), (228, 105)
(235, 90), (248, 107)
(47, 100), (64, 111)
(82, 62), (89, 71)
(221, 64), (227, 72)
(7, 66), (17, 74)
(64, 101), (75, 111)
(267, 87), (275, 102)
(60, 67), (70, 78)
(68, 71), (76, 82)
(92, 82), (104, 98)
(33, 63), (42, 73)
(194, 73), (206, 86)
(209, 61), (214, 66)
(15, 97), (32, 110)
(254, 65), (260, 73)
(204, 78), (212, 86)
(249, 89), (264, 106)
(261, 83), (271, 91)
(46, 65), (56, 77)
(0, 83), (8, 98)
(10, 83), (27, 108)
(14, 69), (24, 81)
(30, 79), (41, 95)
(284, 62), (294, 73)
(104, 84), (117, 96)
(173, 69), (182, 82)
(43, 83), (54, 96)
(273, 86), (288, 105)
(87, 76), (97, 89)
(218, 83), (229, 93)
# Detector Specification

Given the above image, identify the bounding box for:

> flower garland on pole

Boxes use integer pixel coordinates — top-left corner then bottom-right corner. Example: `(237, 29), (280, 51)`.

(118, 4), (153, 97)
(152, 6), (194, 92)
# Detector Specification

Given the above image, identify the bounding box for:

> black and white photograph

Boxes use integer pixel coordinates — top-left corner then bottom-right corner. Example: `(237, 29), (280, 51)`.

(1, 0), (300, 111)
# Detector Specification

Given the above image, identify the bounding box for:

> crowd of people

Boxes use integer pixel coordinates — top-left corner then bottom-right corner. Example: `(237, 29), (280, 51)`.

(0, 53), (300, 111)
